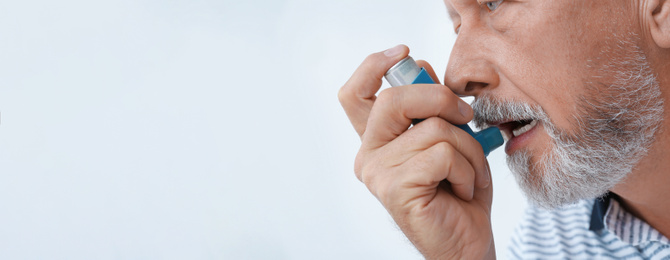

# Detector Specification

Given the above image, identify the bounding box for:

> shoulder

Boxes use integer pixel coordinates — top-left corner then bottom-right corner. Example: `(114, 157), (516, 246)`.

(507, 199), (639, 259)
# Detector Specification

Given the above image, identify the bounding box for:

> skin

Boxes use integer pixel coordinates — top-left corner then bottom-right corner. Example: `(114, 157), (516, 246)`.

(339, 0), (670, 259)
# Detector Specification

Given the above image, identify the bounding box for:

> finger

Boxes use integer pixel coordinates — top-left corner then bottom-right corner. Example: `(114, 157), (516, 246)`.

(338, 45), (410, 137)
(363, 83), (474, 149)
(377, 117), (489, 189)
(415, 60), (441, 85)
(403, 141), (476, 201)
(472, 160), (494, 211)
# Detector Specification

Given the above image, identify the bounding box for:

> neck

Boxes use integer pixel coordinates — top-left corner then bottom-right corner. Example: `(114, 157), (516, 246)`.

(611, 55), (670, 238)
(612, 155), (670, 239)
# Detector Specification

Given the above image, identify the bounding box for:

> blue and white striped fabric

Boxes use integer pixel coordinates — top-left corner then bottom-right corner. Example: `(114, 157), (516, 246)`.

(508, 196), (670, 259)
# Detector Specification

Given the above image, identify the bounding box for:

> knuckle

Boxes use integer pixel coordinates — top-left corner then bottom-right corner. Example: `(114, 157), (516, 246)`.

(337, 87), (348, 103)
(423, 117), (450, 133)
(372, 176), (403, 207)
(422, 118), (462, 146)
(434, 141), (455, 158)
(376, 181), (398, 206)
(353, 152), (366, 181)
(355, 152), (389, 200)
(360, 165), (377, 191)
(376, 88), (401, 112)
(355, 151), (380, 189)
(429, 118), (464, 149)
(420, 118), (467, 153)
(434, 86), (455, 105)
(376, 87), (396, 103)
(337, 86), (353, 105)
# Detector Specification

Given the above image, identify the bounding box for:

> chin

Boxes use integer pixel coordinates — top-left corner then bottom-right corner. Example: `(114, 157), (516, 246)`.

(506, 148), (616, 210)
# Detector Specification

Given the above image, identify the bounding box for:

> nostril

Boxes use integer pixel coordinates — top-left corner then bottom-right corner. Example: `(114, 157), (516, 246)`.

(464, 81), (489, 93)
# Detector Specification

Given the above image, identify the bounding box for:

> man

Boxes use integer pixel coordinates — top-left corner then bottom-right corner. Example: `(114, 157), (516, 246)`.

(338, 0), (670, 259)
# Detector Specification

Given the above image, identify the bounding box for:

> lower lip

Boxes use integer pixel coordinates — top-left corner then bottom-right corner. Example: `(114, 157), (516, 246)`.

(505, 123), (540, 154)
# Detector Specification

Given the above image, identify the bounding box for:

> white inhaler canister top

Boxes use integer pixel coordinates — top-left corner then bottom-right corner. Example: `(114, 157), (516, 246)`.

(384, 56), (422, 87)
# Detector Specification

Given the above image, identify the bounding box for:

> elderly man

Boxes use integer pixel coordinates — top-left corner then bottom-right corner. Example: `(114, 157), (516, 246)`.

(338, 0), (670, 259)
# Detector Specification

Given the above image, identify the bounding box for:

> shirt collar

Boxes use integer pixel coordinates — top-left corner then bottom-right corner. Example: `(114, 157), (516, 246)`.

(589, 192), (613, 232)
(589, 193), (670, 246)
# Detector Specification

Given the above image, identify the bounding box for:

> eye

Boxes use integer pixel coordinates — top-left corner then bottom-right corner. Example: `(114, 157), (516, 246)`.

(483, 0), (504, 12)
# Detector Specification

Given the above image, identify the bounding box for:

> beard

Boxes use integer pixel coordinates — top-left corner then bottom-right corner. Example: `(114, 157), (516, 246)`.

(471, 36), (664, 209)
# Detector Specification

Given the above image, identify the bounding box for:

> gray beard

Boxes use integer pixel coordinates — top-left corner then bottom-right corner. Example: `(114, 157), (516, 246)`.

(472, 36), (664, 209)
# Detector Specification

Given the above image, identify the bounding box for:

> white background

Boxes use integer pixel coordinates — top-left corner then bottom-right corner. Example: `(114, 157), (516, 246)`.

(0, 0), (527, 259)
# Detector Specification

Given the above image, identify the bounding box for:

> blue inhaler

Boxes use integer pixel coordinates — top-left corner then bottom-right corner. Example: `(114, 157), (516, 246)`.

(384, 56), (504, 157)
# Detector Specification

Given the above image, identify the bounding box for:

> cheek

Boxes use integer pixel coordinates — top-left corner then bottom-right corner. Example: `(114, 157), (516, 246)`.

(496, 42), (584, 131)
(495, 3), (629, 131)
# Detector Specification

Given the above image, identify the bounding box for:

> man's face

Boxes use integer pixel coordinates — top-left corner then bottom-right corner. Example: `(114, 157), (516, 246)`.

(444, 0), (664, 208)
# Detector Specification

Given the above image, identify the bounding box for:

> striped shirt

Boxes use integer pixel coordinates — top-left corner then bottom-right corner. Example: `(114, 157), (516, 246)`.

(508, 194), (670, 259)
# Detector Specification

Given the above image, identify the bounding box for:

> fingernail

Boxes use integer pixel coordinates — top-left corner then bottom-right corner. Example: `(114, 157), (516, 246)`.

(384, 45), (403, 57)
(458, 99), (472, 118)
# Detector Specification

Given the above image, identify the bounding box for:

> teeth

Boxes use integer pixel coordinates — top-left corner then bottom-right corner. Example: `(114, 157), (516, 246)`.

(512, 120), (538, 137)
(501, 130), (511, 141)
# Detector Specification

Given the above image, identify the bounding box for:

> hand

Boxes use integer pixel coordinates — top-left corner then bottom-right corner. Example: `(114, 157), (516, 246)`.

(338, 45), (496, 260)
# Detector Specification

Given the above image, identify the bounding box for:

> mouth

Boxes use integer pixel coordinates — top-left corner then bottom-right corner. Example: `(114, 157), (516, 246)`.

(492, 119), (540, 141)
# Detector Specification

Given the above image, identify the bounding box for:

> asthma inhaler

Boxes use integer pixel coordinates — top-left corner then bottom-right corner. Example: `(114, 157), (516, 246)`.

(384, 56), (504, 157)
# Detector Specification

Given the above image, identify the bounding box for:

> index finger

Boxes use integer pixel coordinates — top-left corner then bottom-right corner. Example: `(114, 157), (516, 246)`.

(362, 83), (474, 149)
(338, 45), (410, 137)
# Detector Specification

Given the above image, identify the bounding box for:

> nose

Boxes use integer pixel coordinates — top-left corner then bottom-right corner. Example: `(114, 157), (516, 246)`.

(444, 32), (500, 97)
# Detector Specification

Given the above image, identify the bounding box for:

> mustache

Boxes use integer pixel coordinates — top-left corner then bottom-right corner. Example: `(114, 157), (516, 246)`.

(471, 95), (551, 130)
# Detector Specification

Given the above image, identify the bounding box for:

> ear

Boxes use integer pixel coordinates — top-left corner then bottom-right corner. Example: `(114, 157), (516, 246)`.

(649, 0), (670, 48)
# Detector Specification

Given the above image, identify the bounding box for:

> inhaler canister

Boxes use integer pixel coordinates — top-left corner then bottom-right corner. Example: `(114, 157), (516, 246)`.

(384, 56), (504, 157)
